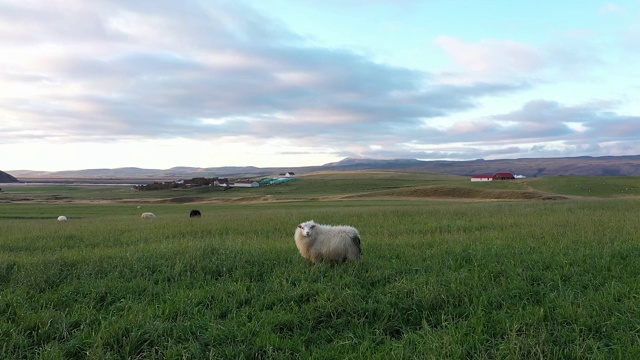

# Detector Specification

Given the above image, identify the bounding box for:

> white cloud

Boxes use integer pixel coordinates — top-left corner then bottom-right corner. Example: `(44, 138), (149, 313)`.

(0, 0), (638, 171)
(433, 36), (544, 83)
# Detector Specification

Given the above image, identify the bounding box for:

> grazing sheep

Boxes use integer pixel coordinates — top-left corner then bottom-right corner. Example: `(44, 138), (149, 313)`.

(57, 215), (68, 222)
(141, 212), (156, 219)
(294, 220), (362, 264)
(189, 209), (202, 218)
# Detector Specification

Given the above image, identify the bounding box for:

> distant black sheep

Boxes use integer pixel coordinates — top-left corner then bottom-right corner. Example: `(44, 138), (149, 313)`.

(189, 209), (202, 218)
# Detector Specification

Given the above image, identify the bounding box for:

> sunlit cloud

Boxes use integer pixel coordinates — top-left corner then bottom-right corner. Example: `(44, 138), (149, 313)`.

(0, 0), (638, 171)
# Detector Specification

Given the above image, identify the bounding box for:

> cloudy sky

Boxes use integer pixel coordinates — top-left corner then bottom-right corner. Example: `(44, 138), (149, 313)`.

(2, 0), (640, 171)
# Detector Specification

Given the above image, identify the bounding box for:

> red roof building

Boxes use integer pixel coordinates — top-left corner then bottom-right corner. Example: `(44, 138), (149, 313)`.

(493, 172), (515, 180)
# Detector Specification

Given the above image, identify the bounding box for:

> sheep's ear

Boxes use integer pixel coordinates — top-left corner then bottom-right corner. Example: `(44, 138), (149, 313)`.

(297, 224), (302, 229)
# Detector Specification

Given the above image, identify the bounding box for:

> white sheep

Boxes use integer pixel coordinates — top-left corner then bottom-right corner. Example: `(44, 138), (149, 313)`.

(141, 212), (156, 219)
(294, 220), (362, 264)
(57, 215), (68, 222)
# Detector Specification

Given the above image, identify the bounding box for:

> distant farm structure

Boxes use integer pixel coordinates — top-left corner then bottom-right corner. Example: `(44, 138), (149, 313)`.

(133, 172), (297, 191)
(493, 172), (516, 180)
(470, 174), (493, 182)
(232, 180), (260, 188)
(471, 172), (525, 181)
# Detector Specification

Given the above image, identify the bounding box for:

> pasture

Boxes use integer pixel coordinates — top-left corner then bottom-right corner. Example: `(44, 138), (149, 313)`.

(1, 172), (640, 358)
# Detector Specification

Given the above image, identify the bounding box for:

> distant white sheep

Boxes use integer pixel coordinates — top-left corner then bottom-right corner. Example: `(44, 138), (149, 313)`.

(294, 220), (362, 264)
(57, 215), (68, 222)
(141, 212), (156, 219)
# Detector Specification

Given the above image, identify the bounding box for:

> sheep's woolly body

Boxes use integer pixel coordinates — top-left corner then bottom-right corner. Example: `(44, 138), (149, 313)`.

(294, 220), (362, 263)
(141, 212), (156, 219)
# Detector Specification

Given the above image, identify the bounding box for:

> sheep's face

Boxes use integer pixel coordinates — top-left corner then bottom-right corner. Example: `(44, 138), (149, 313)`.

(297, 222), (316, 237)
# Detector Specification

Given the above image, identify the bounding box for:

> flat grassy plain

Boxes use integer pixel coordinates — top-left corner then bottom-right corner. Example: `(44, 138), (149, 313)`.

(1, 172), (640, 359)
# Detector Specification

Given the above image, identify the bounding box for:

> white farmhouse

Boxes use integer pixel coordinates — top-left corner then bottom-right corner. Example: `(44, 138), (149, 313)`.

(471, 174), (493, 182)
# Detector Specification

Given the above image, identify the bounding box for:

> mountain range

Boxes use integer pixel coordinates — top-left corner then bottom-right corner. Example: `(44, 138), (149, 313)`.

(4, 155), (640, 183)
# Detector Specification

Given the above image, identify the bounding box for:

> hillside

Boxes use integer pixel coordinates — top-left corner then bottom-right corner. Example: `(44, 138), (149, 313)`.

(0, 170), (19, 183)
(8, 155), (640, 180)
(323, 156), (640, 177)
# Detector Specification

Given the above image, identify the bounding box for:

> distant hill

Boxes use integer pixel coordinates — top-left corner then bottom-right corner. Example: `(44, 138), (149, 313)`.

(9, 155), (640, 181)
(0, 170), (19, 183)
(323, 156), (640, 177)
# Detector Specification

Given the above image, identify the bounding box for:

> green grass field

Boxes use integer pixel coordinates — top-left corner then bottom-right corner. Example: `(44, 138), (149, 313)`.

(1, 173), (640, 359)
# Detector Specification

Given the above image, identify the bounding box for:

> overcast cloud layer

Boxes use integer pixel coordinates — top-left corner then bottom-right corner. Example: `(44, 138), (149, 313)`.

(1, 0), (639, 171)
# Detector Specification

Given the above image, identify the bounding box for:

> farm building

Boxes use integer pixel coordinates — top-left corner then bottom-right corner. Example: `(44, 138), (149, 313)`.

(213, 178), (259, 187)
(214, 178), (231, 187)
(493, 172), (516, 180)
(471, 174), (493, 182)
(471, 172), (518, 181)
(279, 172), (296, 177)
(233, 180), (260, 187)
